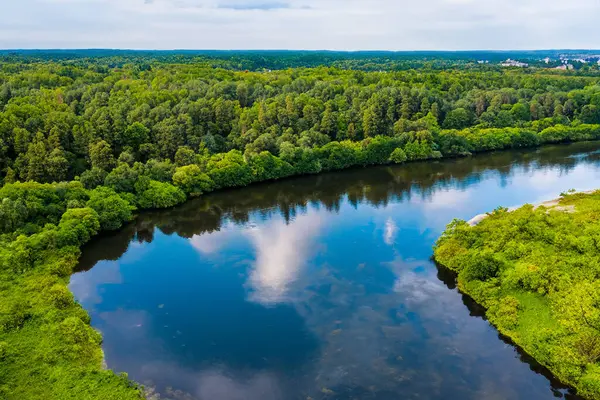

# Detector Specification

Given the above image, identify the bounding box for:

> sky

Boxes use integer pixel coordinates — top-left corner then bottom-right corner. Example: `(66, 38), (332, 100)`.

(1, 0), (599, 50)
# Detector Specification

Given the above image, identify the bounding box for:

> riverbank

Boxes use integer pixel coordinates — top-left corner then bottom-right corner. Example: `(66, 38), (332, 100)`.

(434, 189), (600, 399)
(1, 141), (599, 399)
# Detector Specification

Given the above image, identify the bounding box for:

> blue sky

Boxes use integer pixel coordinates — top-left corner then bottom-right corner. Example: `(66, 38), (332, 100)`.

(1, 0), (599, 50)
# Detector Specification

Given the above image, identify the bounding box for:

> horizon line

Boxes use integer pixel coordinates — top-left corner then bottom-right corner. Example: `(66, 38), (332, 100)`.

(2, 48), (600, 53)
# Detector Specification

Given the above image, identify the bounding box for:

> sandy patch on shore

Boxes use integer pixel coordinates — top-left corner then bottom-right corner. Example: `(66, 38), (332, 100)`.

(467, 190), (595, 226)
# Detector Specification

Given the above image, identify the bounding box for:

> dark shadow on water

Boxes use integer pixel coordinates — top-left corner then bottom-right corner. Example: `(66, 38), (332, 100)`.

(78, 141), (600, 273)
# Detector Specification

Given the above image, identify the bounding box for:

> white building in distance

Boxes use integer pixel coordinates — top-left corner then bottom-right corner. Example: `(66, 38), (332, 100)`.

(500, 59), (529, 67)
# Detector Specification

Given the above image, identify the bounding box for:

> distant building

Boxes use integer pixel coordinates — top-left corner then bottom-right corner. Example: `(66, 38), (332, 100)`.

(543, 57), (551, 64)
(555, 64), (574, 70)
(500, 59), (529, 67)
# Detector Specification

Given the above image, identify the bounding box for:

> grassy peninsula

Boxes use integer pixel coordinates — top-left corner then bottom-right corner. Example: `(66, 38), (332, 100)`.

(434, 190), (600, 399)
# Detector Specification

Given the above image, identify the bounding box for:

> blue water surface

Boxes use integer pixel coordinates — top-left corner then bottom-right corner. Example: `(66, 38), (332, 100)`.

(71, 143), (600, 400)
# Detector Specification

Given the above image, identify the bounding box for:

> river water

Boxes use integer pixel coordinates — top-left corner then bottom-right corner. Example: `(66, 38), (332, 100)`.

(71, 142), (600, 400)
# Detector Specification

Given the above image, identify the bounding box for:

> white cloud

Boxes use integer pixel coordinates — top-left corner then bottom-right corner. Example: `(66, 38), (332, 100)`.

(393, 270), (447, 304)
(69, 261), (122, 305)
(1, 0), (599, 49)
(186, 211), (325, 305)
(246, 212), (323, 305)
(383, 217), (397, 245)
(421, 188), (471, 210)
(189, 225), (240, 255)
(386, 256), (447, 304)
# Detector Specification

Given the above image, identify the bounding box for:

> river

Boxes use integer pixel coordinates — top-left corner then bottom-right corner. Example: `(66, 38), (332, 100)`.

(71, 142), (600, 400)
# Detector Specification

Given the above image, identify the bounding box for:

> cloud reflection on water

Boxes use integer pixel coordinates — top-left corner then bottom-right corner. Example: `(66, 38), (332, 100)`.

(509, 164), (600, 206)
(245, 212), (323, 305)
(421, 187), (472, 211)
(187, 210), (325, 305)
(383, 217), (398, 245)
(91, 307), (286, 400)
(389, 258), (447, 305)
(70, 262), (122, 305)
(189, 226), (241, 255)
(144, 363), (283, 400)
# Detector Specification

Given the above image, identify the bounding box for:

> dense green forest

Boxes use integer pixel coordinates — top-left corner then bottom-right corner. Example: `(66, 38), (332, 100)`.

(434, 191), (600, 398)
(2, 55), (600, 189)
(1, 53), (600, 398)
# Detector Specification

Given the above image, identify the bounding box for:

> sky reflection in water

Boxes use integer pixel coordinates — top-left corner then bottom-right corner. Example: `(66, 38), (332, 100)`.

(71, 143), (600, 400)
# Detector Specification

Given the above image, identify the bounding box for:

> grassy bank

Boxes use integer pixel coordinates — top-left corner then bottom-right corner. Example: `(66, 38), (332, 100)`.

(434, 190), (600, 399)
(0, 183), (144, 399)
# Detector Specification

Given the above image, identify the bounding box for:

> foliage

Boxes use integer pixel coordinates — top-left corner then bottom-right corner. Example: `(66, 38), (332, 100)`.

(389, 147), (408, 164)
(172, 165), (214, 197)
(56, 207), (101, 247)
(0, 53), (600, 399)
(1, 57), (600, 188)
(135, 179), (186, 209)
(0, 185), (143, 399)
(206, 150), (253, 189)
(434, 190), (600, 399)
(86, 187), (135, 231)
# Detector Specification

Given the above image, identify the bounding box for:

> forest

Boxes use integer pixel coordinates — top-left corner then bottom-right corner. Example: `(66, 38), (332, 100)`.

(2, 54), (600, 189)
(434, 190), (600, 399)
(1, 52), (600, 398)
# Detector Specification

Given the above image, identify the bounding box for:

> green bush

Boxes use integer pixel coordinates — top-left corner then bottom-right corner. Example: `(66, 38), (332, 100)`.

(0, 300), (32, 332)
(47, 284), (74, 309)
(136, 180), (186, 209)
(80, 168), (108, 190)
(57, 208), (101, 246)
(0, 341), (8, 360)
(247, 151), (295, 181)
(86, 187), (135, 231)
(488, 296), (520, 330)
(207, 150), (253, 189)
(389, 148), (408, 164)
(172, 165), (214, 197)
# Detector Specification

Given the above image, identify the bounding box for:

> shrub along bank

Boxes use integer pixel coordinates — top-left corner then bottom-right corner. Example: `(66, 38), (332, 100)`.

(1, 126), (600, 398)
(434, 190), (600, 399)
